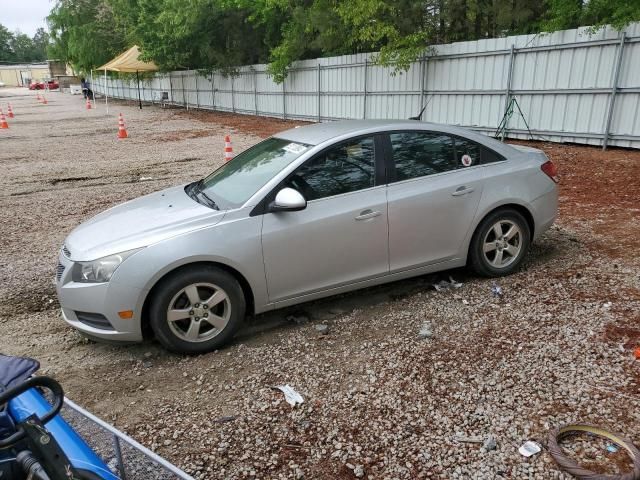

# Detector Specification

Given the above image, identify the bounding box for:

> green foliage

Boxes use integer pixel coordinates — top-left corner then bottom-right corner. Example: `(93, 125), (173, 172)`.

(0, 24), (50, 63)
(0, 25), (14, 62)
(543, 0), (640, 32)
(47, 0), (127, 72)
(45, 0), (640, 81)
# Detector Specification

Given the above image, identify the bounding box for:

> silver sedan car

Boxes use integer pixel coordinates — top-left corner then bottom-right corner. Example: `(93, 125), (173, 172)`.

(56, 120), (558, 353)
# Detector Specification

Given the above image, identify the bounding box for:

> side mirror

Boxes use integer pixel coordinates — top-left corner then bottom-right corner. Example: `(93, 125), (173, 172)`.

(269, 188), (307, 212)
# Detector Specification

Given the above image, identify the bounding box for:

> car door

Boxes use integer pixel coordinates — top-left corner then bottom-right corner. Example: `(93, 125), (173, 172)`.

(261, 135), (389, 303)
(386, 131), (486, 272)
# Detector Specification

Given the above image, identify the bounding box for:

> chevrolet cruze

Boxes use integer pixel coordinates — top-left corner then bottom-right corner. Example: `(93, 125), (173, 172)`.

(56, 120), (558, 353)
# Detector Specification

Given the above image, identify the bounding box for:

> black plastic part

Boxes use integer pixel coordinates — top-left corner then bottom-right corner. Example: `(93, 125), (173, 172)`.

(17, 450), (51, 480)
(408, 104), (427, 121)
(266, 200), (307, 213)
(20, 415), (82, 480)
(0, 377), (64, 448)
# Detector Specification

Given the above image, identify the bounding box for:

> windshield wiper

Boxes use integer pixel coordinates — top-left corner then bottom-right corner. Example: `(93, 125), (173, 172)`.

(197, 188), (219, 210)
(186, 179), (218, 209)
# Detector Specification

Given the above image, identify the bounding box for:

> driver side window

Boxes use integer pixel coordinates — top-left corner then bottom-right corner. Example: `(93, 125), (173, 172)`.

(287, 137), (376, 201)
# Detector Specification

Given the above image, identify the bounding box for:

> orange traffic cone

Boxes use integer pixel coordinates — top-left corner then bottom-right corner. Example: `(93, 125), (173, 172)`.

(0, 110), (8, 129)
(7, 104), (14, 118)
(86, 98), (92, 110)
(224, 135), (234, 162)
(117, 113), (128, 139)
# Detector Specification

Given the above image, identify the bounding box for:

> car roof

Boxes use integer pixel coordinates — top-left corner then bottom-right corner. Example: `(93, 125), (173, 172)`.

(274, 119), (518, 155)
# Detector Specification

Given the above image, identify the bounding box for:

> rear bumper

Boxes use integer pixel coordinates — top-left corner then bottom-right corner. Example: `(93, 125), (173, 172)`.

(531, 185), (558, 242)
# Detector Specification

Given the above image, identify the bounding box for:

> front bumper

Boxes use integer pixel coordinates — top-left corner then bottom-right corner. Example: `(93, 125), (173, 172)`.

(55, 253), (145, 342)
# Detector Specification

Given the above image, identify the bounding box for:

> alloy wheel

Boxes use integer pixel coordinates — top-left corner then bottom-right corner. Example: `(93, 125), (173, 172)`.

(166, 282), (231, 343)
(482, 220), (522, 269)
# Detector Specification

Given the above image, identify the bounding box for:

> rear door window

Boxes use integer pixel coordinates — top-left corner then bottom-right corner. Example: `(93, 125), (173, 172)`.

(389, 132), (456, 181)
(452, 137), (482, 168)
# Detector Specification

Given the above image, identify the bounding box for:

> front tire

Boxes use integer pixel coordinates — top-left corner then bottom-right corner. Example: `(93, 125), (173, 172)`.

(469, 208), (531, 277)
(149, 266), (245, 354)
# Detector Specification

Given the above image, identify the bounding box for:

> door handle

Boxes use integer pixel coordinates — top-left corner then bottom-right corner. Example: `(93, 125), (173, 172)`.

(355, 209), (382, 221)
(452, 186), (475, 196)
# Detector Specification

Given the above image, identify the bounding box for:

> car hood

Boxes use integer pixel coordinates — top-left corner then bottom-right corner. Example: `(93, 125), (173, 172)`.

(64, 185), (225, 261)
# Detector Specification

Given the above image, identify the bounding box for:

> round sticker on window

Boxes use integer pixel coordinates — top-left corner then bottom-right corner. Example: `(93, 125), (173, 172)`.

(461, 154), (473, 167)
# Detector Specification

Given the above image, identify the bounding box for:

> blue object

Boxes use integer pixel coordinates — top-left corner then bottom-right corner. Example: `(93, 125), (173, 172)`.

(606, 444), (619, 453)
(0, 355), (39, 443)
(8, 389), (119, 479)
(0, 353), (118, 480)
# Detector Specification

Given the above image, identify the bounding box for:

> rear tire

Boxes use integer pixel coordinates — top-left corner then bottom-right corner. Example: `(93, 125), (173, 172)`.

(149, 265), (245, 354)
(469, 208), (531, 277)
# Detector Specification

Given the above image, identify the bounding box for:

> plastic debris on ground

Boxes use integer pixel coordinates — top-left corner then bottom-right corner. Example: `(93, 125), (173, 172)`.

(418, 323), (433, 339)
(491, 283), (503, 297)
(285, 313), (309, 325)
(634, 347), (640, 360)
(483, 436), (497, 451)
(273, 385), (304, 407)
(314, 324), (329, 335)
(519, 441), (542, 457)
(453, 435), (484, 443)
(606, 444), (619, 453)
(433, 276), (463, 292)
(139, 176), (153, 181)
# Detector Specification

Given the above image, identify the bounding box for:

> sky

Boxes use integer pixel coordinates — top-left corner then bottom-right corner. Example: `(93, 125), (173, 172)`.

(1, 0), (53, 36)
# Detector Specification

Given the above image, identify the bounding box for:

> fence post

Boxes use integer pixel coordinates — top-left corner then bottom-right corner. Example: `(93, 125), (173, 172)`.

(501, 44), (516, 141)
(317, 63), (321, 122)
(363, 58), (368, 119)
(211, 72), (215, 111)
(419, 56), (425, 111)
(181, 71), (187, 110)
(195, 71), (200, 109)
(602, 32), (626, 150)
(253, 68), (258, 116)
(231, 75), (235, 113)
(168, 74), (173, 105)
(282, 77), (286, 120)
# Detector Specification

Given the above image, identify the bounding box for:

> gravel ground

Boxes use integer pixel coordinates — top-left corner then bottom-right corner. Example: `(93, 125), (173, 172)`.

(1, 87), (639, 479)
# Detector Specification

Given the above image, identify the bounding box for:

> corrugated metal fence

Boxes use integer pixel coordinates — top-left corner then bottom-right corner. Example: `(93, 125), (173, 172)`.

(92, 23), (640, 149)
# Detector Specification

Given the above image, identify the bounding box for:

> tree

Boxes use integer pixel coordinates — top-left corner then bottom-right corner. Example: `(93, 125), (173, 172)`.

(44, 0), (640, 80)
(48, 0), (127, 72)
(544, 0), (640, 32)
(0, 24), (49, 63)
(32, 28), (51, 61)
(0, 24), (15, 62)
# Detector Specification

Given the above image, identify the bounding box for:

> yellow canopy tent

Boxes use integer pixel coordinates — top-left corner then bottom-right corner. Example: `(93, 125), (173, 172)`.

(96, 45), (159, 111)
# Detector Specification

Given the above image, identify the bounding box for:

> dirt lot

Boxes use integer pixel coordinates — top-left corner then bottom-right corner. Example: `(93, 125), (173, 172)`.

(1, 87), (639, 479)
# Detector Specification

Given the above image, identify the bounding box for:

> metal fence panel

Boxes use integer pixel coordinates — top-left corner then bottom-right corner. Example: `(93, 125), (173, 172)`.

(92, 22), (640, 148)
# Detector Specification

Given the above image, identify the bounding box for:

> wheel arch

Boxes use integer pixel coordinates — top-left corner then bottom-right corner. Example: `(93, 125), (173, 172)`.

(467, 203), (535, 260)
(140, 261), (255, 339)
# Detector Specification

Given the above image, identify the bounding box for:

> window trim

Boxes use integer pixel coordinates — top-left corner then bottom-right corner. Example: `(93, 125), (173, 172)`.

(381, 130), (506, 184)
(251, 133), (386, 216)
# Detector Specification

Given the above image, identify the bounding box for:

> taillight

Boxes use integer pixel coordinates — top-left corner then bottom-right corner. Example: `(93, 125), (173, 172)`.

(541, 160), (558, 183)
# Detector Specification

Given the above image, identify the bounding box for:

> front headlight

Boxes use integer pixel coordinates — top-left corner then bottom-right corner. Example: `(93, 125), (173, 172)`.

(71, 249), (142, 283)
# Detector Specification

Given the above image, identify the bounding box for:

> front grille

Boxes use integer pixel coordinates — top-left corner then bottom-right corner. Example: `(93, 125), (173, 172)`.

(62, 245), (71, 258)
(56, 262), (65, 282)
(75, 311), (114, 330)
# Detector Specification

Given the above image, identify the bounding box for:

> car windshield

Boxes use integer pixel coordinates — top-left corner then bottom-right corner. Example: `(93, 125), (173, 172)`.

(197, 137), (310, 208)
